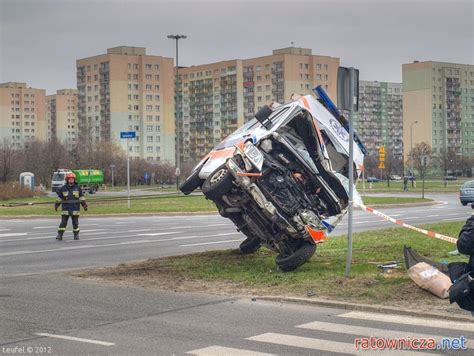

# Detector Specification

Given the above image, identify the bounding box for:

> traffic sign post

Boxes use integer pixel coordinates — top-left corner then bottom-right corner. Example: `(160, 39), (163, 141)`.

(120, 131), (136, 208)
(378, 145), (385, 179)
(338, 66), (359, 278)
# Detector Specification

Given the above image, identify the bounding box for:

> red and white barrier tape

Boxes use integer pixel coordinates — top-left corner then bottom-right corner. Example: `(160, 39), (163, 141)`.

(357, 204), (458, 245)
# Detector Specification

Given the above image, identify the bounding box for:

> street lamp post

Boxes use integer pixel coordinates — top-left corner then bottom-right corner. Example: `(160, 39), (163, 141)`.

(167, 34), (187, 191)
(410, 120), (418, 188)
(109, 164), (115, 188)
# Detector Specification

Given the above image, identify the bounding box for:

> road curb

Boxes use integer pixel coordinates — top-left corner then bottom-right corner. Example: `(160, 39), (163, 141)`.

(255, 296), (473, 322)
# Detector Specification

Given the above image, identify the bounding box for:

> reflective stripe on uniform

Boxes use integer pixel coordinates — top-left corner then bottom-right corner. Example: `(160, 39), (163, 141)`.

(62, 191), (68, 196)
(58, 227), (66, 231)
(73, 228), (80, 232)
(72, 211), (80, 216)
(79, 197), (86, 201)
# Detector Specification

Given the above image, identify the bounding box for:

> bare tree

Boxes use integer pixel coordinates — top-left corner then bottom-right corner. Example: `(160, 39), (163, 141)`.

(0, 138), (16, 182)
(410, 142), (432, 198)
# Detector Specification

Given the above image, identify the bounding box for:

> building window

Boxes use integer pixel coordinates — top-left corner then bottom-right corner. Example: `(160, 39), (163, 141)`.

(146, 64), (152, 69)
(146, 74), (152, 80)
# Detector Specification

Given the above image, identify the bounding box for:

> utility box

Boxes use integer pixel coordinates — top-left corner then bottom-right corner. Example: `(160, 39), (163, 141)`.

(20, 172), (35, 190)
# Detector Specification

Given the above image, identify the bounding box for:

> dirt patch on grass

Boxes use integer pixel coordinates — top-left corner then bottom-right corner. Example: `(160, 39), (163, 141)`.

(73, 253), (463, 317)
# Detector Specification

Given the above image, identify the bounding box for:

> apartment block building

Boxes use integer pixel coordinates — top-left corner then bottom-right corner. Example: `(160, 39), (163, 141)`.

(353, 81), (403, 159)
(179, 60), (244, 161)
(46, 89), (78, 149)
(178, 47), (339, 163)
(0, 82), (47, 147)
(403, 61), (474, 171)
(76, 46), (175, 162)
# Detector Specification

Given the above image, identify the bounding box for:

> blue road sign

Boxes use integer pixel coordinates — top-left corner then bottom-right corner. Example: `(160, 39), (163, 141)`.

(120, 131), (136, 139)
(144, 172), (150, 180)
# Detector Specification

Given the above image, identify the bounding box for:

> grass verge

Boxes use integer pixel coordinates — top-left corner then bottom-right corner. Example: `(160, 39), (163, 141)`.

(361, 196), (432, 205)
(357, 179), (467, 193)
(0, 195), (217, 216)
(1, 195), (433, 216)
(76, 221), (467, 313)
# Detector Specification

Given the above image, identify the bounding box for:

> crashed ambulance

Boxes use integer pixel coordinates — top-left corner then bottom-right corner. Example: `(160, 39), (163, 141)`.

(181, 86), (366, 271)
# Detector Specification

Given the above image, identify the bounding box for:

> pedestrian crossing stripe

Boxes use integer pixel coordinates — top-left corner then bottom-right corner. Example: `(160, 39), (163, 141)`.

(339, 311), (474, 332)
(187, 346), (274, 355)
(297, 320), (473, 349)
(246, 333), (433, 355)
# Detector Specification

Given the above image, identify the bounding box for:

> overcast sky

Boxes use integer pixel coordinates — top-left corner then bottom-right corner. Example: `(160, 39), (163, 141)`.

(0, 0), (472, 94)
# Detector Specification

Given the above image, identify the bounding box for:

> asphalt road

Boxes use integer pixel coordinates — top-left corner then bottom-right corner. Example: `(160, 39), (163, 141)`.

(2, 192), (474, 355)
(2, 273), (474, 355)
(0, 193), (470, 276)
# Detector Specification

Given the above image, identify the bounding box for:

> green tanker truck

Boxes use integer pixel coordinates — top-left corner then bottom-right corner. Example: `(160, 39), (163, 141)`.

(51, 169), (104, 194)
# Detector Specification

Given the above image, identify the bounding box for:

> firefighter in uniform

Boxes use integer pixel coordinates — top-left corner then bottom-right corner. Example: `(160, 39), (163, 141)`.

(55, 172), (87, 240)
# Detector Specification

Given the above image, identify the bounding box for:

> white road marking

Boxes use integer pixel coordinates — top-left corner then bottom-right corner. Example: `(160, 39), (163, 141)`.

(247, 333), (431, 355)
(0, 232), (243, 256)
(77, 229), (105, 233)
(0, 245), (95, 256)
(35, 333), (114, 346)
(0, 228), (11, 231)
(354, 220), (389, 225)
(126, 229), (152, 232)
(187, 346), (274, 355)
(339, 311), (474, 332)
(297, 320), (473, 349)
(0, 232), (111, 243)
(181, 238), (242, 247)
(166, 223), (230, 229)
(0, 233), (27, 237)
(136, 232), (186, 236)
(33, 224), (99, 229)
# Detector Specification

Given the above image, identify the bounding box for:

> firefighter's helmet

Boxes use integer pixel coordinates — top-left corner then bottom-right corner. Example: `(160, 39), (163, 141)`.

(65, 172), (76, 182)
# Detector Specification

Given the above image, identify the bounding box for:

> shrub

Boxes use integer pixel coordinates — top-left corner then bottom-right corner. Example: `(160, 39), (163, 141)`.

(0, 183), (36, 200)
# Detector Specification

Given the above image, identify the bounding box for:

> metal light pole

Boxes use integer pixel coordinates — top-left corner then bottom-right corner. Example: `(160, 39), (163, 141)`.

(110, 164), (115, 188)
(167, 34), (187, 191)
(410, 121), (418, 187)
(409, 121), (418, 173)
(126, 139), (130, 209)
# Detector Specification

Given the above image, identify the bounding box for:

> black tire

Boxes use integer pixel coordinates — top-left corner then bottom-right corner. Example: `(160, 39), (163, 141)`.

(89, 187), (97, 194)
(239, 228), (261, 254)
(276, 241), (316, 272)
(180, 169), (203, 195)
(462, 202), (468, 206)
(202, 165), (234, 200)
